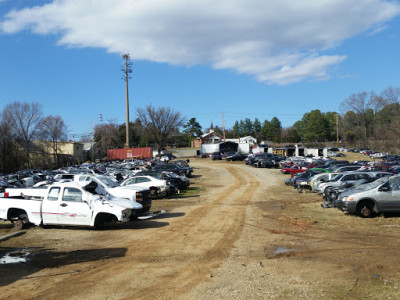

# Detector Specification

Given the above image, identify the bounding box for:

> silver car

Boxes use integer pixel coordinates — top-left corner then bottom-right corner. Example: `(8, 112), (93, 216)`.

(314, 172), (375, 195)
(335, 175), (400, 217)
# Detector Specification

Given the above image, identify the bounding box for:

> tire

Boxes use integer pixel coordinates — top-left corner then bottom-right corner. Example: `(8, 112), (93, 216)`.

(13, 220), (24, 230)
(12, 213), (29, 230)
(357, 200), (375, 218)
(94, 215), (105, 230)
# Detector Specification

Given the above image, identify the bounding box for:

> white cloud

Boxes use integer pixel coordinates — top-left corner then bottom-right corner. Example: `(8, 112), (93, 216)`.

(1, 0), (399, 85)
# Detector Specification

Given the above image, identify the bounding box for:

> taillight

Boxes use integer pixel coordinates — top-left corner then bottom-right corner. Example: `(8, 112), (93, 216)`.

(4, 192), (9, 197)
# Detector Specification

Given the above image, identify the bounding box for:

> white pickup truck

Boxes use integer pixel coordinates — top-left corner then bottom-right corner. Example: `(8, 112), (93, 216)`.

(72, 174), (152, 214)
(0, 181), (142, 229)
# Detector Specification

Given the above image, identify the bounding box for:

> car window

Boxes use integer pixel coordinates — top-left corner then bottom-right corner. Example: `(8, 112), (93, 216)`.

(137, 177), (150, 183)
(390, 177), (400, 191)
(331, 174), (344, 182)
(124, 178), (135, 185)
(359, 174), (371, 179)
(79, 176), (90, 182)
(62, 188), (83, 202)
(342, 175), (353, 181)
(319, 175), (328, 180)
(48, 187), (60, 201)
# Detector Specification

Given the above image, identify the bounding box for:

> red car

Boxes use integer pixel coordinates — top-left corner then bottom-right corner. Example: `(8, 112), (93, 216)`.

(281, 165), (310, 175)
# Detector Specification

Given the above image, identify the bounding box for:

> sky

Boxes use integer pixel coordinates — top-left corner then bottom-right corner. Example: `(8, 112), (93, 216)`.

(1, 0), (400, 140)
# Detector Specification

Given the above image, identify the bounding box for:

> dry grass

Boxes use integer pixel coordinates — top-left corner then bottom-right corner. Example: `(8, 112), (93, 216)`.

(334, 151), (374, 162)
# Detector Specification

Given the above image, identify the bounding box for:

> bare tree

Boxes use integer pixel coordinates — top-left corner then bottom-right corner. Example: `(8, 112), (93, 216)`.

(381, 86), (400, 104)
(136, 105), (185, 155)
(4, 102), (43, 168)
(93, 121), (121, 159)
(340, 92), (379, 147)
(0, 110), (22, 172)
(39, 115), (68, 168)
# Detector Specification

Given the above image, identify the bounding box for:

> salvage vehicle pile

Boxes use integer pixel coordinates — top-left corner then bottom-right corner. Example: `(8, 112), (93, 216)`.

(212, 147), (400, 218)
(0, 157), (192, 229)
(273, 149), (400, 218)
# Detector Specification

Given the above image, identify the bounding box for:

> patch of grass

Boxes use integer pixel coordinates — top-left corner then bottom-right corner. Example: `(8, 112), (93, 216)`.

(169, 186), (201, 199)
(335, 152), (373, 162)
(330, 273), (400, 300)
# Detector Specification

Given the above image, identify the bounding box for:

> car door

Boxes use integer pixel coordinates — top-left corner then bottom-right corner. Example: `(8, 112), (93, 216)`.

(57, 187), (93, 225)
(41, 186), (61, 224)
(135, 177), (152, 188)
(340, 174), (355, 185)
(377, 177), (400, 212)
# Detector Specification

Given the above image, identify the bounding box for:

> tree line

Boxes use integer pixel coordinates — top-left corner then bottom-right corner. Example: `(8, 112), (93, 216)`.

(2, 86), (400, 173)
(203, 86), (400, 152)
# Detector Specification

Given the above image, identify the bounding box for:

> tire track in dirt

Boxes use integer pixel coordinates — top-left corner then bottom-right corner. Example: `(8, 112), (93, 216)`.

(21, 163), (260, 300)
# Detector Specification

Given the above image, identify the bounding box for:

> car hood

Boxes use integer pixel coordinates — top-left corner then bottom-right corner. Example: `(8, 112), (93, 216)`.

(106, 196), (143, 209)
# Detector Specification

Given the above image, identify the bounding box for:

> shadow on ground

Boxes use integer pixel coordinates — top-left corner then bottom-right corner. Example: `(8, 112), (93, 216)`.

(0, 247), (127, 287)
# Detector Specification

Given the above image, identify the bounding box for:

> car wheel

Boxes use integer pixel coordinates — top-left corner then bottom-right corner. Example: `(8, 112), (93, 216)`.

(357, 200), (375, 218)
(94, 215), (105, 230)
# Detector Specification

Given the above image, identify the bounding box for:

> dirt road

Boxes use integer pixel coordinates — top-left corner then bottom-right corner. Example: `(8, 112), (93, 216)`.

(1, 158), (400, 299)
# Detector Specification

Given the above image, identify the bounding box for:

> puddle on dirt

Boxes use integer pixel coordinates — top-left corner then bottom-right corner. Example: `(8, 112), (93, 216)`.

(0, 248), (32, 264)
(267, 246), (299, 259)
(273, 247), (296, 255)
(270, 205), (285, 209)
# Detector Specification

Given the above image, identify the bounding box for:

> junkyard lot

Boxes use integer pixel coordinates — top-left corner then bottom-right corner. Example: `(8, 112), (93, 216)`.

(1, 157), (400, 299)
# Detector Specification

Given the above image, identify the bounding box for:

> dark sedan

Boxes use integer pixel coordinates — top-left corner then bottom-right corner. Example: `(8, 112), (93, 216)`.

(225, 153), (248, 161)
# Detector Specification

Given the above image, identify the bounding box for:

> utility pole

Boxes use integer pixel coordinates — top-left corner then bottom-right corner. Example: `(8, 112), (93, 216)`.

(222, 112), (226, 142)
(336, 113), (339, 146)
(122, 53), (132, 148)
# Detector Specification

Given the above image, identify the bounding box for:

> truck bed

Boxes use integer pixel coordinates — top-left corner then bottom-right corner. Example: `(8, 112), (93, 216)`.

(5, 187), (48, 199)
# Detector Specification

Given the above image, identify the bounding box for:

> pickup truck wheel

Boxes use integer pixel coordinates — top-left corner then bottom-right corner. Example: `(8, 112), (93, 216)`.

(13, 220), (24, 230)
(94, 215), (105, 230)
(12, 214), (29, 230)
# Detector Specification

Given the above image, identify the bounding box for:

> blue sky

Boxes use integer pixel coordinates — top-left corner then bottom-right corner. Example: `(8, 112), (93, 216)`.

(1, 0), (400, 140)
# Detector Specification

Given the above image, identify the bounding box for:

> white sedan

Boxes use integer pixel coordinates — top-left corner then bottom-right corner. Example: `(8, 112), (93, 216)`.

(370, 152), (387, 159)
(120, 176), (169, 197)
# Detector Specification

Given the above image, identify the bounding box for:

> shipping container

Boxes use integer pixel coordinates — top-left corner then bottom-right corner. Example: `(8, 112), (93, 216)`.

(107, 147), (153, 160)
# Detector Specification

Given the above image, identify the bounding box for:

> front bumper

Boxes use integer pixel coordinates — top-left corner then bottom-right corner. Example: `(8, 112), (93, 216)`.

(135, 190), (152, 214)
(335, 199), (357, 213)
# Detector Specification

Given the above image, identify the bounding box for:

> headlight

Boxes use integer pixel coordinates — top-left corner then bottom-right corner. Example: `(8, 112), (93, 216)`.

(341, 196), (348, 201)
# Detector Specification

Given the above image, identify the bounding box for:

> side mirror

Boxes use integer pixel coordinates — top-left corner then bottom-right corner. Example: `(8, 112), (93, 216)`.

(379, 185), (390, 192)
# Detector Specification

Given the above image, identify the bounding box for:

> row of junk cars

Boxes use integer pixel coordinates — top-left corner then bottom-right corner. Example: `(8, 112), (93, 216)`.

(275, 152), (400, 218)
(0, 157), (193, 217)
(211, 149), (400, 218)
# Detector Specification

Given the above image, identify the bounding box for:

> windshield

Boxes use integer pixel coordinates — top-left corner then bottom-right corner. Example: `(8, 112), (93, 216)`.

(330, 174), (345, 182)
(165, 172), (179, 178)
(353, 177), (389, 191)
(96, 175), (119, 188)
